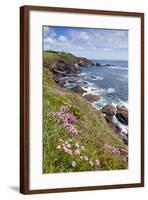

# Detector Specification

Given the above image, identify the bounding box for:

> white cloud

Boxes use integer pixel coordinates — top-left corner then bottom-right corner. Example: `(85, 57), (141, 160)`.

(43, 26), (128, 59)
(78, 31), (89, 40)
(69, 29), (128, 49)
(45, 37), (54, 44)
(69, 30), (90, 42)
(58, 35), (68, 43)
(102, 48), (113, 52)
(43, 26), (56, 38)
(43, 36), (55, 50)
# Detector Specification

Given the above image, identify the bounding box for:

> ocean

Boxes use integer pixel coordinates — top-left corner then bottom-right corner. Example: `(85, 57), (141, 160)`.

(64, 60), (128, 134)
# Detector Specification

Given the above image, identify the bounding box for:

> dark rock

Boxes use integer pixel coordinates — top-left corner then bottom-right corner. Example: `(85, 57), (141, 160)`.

(116, 105), (128, 125)
(83, 82), (88, 85)
(103, 64), (115, 66)
(101, 104), (128, 145)
(58, 80), (66, 87)
(71, 86), (86, 95)
(52, 59), (81, 77)
(74, 70), (81, 74)
(51, 59), (82, 88)
(91, 75), (97, 80)
(109, 121), (122, 135)
(53, 76), (61, 83)
(52, 68), (67, 76)
(102, 104), (116, 117)
(103, 113), (123, 137)
(53, 76), (66, 86)
(83, 94), (101, 102)
(104, 114), (128, 144)
(96, 62), (102, 66)
(123, 135), (128, 145)
(91, 88), (97, 91)
(77, 58), (94, 67)
(117, 105), (128, 112)
(77, 62), (85, 67)
(104, 114), (113, 123)
(68, 80), (77, 83)
(56, 59), (68, 70)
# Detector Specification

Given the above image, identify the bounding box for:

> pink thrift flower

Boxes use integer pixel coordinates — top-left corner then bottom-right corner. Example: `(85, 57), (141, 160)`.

(112, 147), (120, 155)
(72, 160), (76, 167)
(104, 143), (112, 149)
(112, 147), (116, 154)
(60, 106), (68, 113)
(121, 148), (128, 153)
(75, 149), (80, 155)
(67, 114), (76, 122)
(68, 149), (73, 155)
(63, 119), (68, 124)
(67, 144), (71, 148)
(75, 143), (80, 148)
(95, 159), (100, 166)
(89, 160), (93, 167)
(116, 150), (121, 155)
(73, 129), (78, 135)
(65, 141), (69, 145)
(70, 127), (78, 135)
(63, 147), (68, 153)
(122, 156), (127, 162)
(80, 156), (84, 160)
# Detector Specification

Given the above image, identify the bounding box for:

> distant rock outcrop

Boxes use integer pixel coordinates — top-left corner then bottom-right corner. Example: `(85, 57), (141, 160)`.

(102, 104), (116, 116)
(83, 94), (101, 102)
(77, 59), (95, 67)
(52, 59), (81, 76)
(103, 64), (115, 67)
(95, 62), (116, 67)
(96, 62), (101, 66)
(71, 86), (86, 95)
(101, 104), (128, 145)
(116, 105), (128, 125)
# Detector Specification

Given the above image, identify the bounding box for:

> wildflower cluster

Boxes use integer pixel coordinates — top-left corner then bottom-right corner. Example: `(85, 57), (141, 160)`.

(48, 106), (128, 171)
(48, 106), (78, 135)
(56, 138), (100, 169)
(104, 143), (128, 163)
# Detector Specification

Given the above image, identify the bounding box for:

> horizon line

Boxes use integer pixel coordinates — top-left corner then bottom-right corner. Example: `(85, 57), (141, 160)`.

(43, 50), (128, 61)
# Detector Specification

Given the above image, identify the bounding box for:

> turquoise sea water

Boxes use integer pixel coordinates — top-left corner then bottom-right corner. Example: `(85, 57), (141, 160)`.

(81, 60), (128, 109)
(64, 59), (128, 133)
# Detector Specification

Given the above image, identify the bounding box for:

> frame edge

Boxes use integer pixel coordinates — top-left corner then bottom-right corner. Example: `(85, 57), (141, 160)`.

(20, 6), (30, 194)
(19, 5), (145, 194)
(140, 13), (145, 187)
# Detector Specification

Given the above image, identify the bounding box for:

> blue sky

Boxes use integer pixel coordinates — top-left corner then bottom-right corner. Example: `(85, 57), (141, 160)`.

(43, 26), (128, 60)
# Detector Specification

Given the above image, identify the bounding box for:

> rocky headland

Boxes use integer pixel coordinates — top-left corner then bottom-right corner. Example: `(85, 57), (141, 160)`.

(44, 50), (128, 145)
(101, 104), (128, 145)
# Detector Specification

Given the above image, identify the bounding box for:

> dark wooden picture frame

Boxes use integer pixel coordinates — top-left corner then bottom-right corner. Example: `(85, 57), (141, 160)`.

(20, 5), (144, 194)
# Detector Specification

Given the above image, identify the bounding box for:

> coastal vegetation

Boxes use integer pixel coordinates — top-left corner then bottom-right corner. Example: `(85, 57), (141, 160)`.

(43, 50), (128, 173)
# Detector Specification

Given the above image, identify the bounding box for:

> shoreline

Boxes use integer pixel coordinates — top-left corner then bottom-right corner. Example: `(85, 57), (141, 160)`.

(55, 66), (128, 145)
(45, 50), (128, 145)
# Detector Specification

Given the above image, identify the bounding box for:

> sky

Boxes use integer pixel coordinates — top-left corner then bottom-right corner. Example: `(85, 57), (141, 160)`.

(43, 26), (128, 60)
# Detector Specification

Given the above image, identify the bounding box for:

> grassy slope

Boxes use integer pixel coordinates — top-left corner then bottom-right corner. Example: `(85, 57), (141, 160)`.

(43, 51), (128, 173)
(43, 50), (79, 70)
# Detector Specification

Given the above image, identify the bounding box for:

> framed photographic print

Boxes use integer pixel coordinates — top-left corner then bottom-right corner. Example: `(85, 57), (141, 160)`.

(20, 5), (144, 194)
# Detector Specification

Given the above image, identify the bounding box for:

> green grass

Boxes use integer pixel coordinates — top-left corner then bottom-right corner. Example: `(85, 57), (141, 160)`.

(43, 66), (128, 173)
(43, 51), (79, 70)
